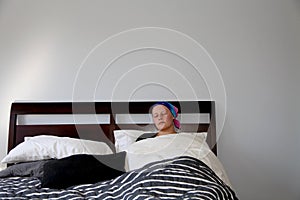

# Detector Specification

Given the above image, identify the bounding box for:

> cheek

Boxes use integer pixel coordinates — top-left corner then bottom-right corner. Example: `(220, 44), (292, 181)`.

(166, 115), (174, 123)
(153, 118), (160, 125)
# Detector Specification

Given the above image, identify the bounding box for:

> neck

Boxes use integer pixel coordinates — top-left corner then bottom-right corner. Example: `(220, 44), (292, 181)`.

(157, 127), (176, 136)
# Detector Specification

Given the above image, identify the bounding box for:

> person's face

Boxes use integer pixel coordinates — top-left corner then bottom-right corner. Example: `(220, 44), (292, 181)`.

(152, 105), (174, 131)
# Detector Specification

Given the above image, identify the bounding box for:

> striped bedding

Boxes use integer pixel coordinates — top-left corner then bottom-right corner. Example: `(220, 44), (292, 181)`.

(0, 156), (238, 199)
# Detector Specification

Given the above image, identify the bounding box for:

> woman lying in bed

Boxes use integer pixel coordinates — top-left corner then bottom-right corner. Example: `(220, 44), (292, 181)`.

(127, 101), (233, 189)
(136, 101), (180, 141)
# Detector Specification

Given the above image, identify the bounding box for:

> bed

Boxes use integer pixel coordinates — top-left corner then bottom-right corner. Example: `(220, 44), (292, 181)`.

(0, 101), (238, 199)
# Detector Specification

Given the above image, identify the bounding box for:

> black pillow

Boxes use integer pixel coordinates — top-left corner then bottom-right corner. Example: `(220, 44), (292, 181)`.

(40, 152), (126, 189)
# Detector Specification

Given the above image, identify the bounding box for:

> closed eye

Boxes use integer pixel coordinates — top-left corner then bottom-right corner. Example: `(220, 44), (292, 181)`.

(153, 114), (158, 118)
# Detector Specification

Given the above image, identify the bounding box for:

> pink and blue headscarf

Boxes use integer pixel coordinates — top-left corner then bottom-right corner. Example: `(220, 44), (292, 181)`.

(152, 102), (181, 129)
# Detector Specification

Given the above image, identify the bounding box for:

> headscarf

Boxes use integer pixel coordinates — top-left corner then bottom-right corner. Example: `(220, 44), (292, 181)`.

(152, 101), (181, 129)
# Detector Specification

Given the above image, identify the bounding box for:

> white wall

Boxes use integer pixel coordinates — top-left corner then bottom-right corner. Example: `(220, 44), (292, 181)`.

(0, 0), (299, 199)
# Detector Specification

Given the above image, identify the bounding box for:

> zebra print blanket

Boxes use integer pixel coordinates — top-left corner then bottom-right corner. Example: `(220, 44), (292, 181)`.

(0, 156), (238, 199)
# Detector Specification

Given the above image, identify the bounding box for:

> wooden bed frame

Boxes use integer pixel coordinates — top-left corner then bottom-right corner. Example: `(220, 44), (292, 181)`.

(7, 101), (217, 155)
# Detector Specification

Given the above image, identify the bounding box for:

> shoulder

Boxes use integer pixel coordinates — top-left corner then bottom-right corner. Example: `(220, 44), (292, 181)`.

(135, 132), (157, 142)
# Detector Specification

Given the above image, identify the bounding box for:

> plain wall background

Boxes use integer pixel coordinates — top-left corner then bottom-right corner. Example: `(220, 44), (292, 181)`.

(0, 0), (299, 199)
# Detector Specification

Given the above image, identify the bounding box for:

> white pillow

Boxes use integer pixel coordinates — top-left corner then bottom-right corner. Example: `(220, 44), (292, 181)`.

(1, 135), (114, 164)
(113, 130), (146, 152)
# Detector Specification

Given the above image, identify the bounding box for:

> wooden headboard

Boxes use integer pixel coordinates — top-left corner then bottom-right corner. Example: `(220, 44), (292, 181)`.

(8, 101), (217, 155)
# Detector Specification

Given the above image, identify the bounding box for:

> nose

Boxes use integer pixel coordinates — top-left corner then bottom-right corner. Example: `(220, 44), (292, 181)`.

(158, 113), (164, 119)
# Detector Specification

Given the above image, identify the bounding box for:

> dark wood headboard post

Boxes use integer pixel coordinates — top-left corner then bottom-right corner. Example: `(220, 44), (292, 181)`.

(8, 103), (17, 154)
(209, 101), (217, 154)
(109, 103), (116, 144)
